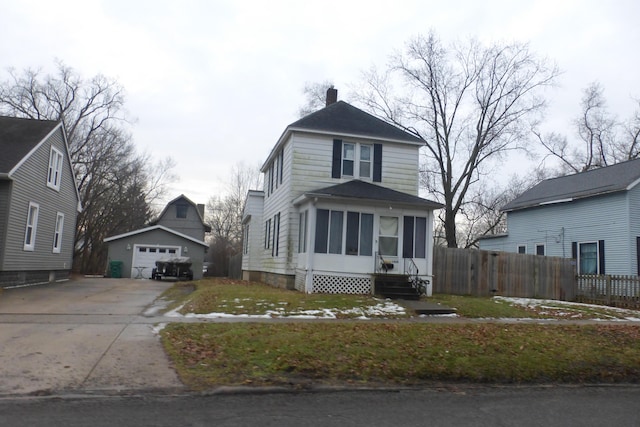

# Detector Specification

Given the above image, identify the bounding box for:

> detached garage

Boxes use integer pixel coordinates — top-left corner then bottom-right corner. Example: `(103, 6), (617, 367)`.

(104, 225), (208, 280)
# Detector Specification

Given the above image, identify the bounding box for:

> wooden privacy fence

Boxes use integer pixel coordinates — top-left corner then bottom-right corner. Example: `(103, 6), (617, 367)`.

(576, 275), (640, 308)
(432, 246), (576, 300)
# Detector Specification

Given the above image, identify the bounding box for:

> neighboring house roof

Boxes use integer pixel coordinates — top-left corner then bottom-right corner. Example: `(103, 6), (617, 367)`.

(0, 116), (59, 175)
(503, 158), (640, 212)
(103, 225), (208, 246)
(294, 179), (444, 209)
(152, 194), (211, 232)
(263, 101), (424, 170)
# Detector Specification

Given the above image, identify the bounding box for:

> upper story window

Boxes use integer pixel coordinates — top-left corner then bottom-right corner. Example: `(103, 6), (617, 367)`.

(341, 142), (372, 178)
(266, 148), (284, 197)
(332, 139), (381, 182)
(24, 202), (39, 251)
(176, 204), (188, 218)
(47, 147), (64, 191)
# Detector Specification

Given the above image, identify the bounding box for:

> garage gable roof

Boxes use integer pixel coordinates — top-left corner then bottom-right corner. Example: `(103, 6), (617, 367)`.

(103, 225), (208, 246)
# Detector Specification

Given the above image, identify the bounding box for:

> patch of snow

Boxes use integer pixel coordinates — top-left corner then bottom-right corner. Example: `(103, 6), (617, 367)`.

(493, 296), (640, 320)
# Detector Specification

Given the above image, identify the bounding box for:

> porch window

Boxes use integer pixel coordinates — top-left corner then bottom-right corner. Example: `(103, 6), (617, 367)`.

(298, 211), (308, 253)
(346, 212), (373, 256)
(314, 209), (343, 254)
(379, 216), (398, 256)
(402, 216), (427, 258)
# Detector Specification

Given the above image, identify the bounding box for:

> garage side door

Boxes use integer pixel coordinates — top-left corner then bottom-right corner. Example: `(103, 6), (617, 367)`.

(132, 246), (181, 278)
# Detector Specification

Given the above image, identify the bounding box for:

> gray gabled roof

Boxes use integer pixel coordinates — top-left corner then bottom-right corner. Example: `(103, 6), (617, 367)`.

(0, 116), (59, 174)
(103, 224), (208, 246)
(503, 158), (640, 212)
(289, 101), (423, 144)
(296, 179), (443, 209)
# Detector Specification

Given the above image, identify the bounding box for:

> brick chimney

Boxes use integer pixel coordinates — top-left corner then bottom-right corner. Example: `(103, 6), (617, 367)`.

(326, 87), (337, 106)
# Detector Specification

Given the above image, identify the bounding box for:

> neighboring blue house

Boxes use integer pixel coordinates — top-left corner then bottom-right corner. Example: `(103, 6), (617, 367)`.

(0, 116), (81, 287)
(479, 159), (640, 276)
(242, 88), (443, 295)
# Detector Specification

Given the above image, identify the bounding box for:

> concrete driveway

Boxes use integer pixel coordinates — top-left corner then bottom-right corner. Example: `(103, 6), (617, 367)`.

(0, 277), (184, 396)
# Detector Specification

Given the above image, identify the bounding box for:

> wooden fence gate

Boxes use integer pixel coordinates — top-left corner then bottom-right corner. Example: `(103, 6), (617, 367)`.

(432, 246), (576, 300)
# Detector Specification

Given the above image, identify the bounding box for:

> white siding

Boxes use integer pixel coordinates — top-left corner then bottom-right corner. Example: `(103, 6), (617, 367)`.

(242, 191), (264, 272)
(289, 133), (420, 197)
(628, 184), (640, 275)
(479, 191), (633, 275)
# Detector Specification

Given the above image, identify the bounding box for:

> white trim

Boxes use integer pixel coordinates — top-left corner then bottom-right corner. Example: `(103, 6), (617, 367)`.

(539, 198), (573, 206)
(103, 224), (208, 246)
(23, 202), (39, 251)
(516, 244), (526, 254)
(52, 212), (64, 253)
(535, 243), (545, 256)
(577, 241), (600, 275)
(627, 176), (640, 191)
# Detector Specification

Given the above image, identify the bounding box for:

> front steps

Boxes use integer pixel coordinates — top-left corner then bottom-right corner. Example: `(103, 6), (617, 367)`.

(374, 274), (421, 300)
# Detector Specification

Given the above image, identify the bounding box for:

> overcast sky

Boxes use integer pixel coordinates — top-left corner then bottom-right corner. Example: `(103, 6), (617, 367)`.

(2, 0), (639, 209)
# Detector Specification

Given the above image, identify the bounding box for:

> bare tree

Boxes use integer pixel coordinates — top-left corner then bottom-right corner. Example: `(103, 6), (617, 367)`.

(0, 61), (174, 273)
(206, 162), (262, 276)
(355, 32), (559, 247)
(298, 80), (335, 117)
(535, 82), (619, 174)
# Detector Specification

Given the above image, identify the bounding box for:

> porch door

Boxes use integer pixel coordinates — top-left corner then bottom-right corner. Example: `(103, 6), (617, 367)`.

(378, 216), (398, 257)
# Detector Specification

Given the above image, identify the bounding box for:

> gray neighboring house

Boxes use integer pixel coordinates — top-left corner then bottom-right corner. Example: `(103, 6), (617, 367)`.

(104, 194), (209, 279)
(0, 116), (81, 287)
(479, 158), (640, 276)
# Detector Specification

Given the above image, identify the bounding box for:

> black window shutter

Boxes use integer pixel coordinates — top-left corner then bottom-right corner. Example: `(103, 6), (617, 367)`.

(598, 240), (605, 275)
(373, 143), (382, 182)
(571, 242), (577, 259)
(332, 139), (342, 178)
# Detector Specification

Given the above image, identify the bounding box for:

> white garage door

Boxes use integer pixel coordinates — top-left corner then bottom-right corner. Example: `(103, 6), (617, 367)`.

(131, 245), (181, 278)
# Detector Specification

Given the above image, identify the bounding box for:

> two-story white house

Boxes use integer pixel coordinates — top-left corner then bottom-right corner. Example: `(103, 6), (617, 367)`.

(479, 158), (640, 276)
(242, 89), (442, 296)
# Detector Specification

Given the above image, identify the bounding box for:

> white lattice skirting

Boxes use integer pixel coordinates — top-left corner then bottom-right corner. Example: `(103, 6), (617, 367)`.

(312, 274), (372, 294)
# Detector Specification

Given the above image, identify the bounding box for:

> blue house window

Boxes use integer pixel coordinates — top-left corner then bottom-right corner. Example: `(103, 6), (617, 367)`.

(579, 242), (598, 274)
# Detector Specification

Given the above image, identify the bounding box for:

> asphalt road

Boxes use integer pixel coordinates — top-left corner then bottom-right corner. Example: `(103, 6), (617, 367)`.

(1, 386), (640, 427)
(0, 278), (183, 396)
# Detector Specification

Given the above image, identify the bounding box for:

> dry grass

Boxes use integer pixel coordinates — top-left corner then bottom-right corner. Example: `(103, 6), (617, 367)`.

(161, 322), (640, 389)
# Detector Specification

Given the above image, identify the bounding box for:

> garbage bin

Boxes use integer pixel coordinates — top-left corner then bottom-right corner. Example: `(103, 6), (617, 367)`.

(109, 260), (123, 278)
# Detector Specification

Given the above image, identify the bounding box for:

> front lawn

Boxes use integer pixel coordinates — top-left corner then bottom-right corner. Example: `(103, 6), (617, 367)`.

(157, 279), (640, 389)
(161, 322), (640, 389)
